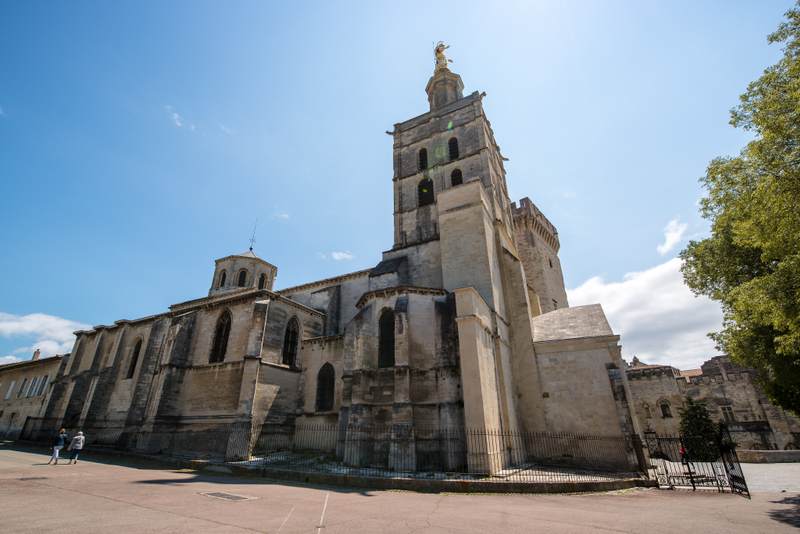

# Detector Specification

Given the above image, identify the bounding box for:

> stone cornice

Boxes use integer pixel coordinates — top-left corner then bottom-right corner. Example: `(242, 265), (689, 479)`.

(533, 334), (621, 354)
(355, 286), (447, 309)
(393, 91), (482, 132)
(303, 334), (345, 346)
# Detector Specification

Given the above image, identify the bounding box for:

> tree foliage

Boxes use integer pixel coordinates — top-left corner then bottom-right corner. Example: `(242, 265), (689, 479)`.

(678, 398), (721, 462)
(681, 4), (800, 414)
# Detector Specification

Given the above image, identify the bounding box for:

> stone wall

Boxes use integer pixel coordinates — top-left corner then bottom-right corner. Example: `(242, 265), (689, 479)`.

(626, 357), (800, 450)
(0, 356), (62, 439)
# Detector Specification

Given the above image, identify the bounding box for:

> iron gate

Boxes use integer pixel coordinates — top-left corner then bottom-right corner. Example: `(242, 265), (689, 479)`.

(643, 426), (749, 498)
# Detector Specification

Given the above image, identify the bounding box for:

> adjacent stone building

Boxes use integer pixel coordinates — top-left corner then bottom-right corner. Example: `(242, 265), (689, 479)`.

(27, 48), (643, 473)
(626, 355), (800, 450)
(0, 350), (63, 439)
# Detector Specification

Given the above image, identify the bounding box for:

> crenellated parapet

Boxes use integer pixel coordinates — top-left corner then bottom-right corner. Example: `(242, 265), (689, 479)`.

(512, 197), (560, 252)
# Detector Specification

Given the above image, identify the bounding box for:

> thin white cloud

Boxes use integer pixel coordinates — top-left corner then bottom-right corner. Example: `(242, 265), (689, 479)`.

(164, 105), (195, 131)
(273, 212), (290, 220)
(330, 251), (354, 261)
(562, 191), (576, 200)
(656, 218), (688, 256)
(0, 356), (19, 365)
(0, 312), (90, 363)
(0, 105), (5, 116)
(567, 258), (723, 370)
(219, 124), (234, 135)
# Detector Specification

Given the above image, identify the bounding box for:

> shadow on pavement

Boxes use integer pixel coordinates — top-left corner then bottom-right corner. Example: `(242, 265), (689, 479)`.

(2, 441), (375, 496)
(769, 494), (800, 528)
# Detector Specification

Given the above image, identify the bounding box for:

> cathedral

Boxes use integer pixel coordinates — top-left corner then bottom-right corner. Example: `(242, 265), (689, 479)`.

(35, 46), (643, 473)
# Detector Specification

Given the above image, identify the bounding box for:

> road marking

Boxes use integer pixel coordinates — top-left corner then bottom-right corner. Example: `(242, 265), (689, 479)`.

(316, 492), (329, 533)
(276, 505), (294, 534)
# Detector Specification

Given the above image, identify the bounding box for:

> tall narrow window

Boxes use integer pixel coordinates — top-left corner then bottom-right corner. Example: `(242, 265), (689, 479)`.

(218, 270), (227, 288)
(17, 379), (27, 398)
(209, 310), (232, 363)
(448, 137), (459, 160)
(418, 178), (434, 207)
(4, 381), (16, 400)
(258, 273), (267, 290)
(418, 148), (428, 170)
(237, 270), (247, 287)
(660, 401), (672, 418)
(378, 309), (395, 368)
(37, 375), (49, 396)
(315, 362), (335, 412)
(127, 339), (142, 379)
(282, 318), (299, 367)
(26, 377), (39, 398)
(450, 169), (463, 186)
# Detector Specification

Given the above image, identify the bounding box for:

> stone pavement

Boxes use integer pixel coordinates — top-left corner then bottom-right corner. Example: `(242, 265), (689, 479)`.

(1, 444), (798, 533)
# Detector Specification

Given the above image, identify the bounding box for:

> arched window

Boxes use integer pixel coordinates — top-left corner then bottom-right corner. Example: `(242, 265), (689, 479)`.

(418, 178), (434, 207)
(126, 339), (142, 379)
(378, 309), (395, 368)
(237, 270), (247, 287)
(282, 318), (299, 367)
(660, 401), (672, 418)
(258, 273), (267, 290)
(418, 148), (428, 170)
(448, 137), (459, 160)
(218, 270), (227, 288)
(315, 362), (335, 412)
(642, 402), (652, 419)
(209, 310), (232, 363)
(450, 168), (463, 186)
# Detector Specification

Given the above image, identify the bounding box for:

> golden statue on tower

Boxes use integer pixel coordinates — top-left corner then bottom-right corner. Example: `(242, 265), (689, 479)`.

(434, 41), (452, 70)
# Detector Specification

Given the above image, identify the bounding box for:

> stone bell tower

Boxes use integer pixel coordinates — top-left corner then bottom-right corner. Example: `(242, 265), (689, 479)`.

(389, 42), (516, 255)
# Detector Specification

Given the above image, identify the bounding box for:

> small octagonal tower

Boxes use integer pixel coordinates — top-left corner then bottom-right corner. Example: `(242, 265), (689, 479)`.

(209, 249), (278, 296)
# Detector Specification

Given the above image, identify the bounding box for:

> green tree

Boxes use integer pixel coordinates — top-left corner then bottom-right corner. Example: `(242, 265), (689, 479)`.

(681, 4), (800, 414)
(678, 398), (720, 462)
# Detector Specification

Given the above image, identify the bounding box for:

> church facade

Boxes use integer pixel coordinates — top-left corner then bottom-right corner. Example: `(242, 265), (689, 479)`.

(35, 51), (643, 473)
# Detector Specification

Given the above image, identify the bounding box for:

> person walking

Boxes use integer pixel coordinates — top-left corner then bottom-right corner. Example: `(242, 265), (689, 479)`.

(67, 431), (85, 464)
(47, 428), (68, 465)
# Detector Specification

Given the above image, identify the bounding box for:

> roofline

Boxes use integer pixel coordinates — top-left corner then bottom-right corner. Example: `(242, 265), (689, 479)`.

(215, 254), (277, 269)
(0, 354), (65, 372)
(277, 268), (372, 294)
(170, 287), (325, 318)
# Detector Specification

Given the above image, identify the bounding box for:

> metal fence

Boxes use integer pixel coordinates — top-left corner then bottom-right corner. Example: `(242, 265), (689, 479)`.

(20, 418), (641, 484)
(643, 429), (750, 497)
(233, 423), (641, 484)
(17, 417), (751, 494)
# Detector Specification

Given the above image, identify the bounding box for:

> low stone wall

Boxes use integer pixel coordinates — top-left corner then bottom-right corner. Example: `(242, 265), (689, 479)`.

(737, 449), (800, 463)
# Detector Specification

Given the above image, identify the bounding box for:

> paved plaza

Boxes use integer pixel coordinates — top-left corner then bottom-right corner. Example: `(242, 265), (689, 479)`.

(1, 444), (798, 533)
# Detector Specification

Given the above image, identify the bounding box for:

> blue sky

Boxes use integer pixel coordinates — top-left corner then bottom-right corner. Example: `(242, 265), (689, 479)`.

(0, 1), (793, 367)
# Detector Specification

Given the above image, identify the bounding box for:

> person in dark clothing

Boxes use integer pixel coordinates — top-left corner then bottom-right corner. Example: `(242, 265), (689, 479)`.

(47, 428), (68, 465)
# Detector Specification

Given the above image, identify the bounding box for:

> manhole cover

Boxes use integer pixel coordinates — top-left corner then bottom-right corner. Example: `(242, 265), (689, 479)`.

(200, 491), (253, 501)
(19, 477), (48, 481)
